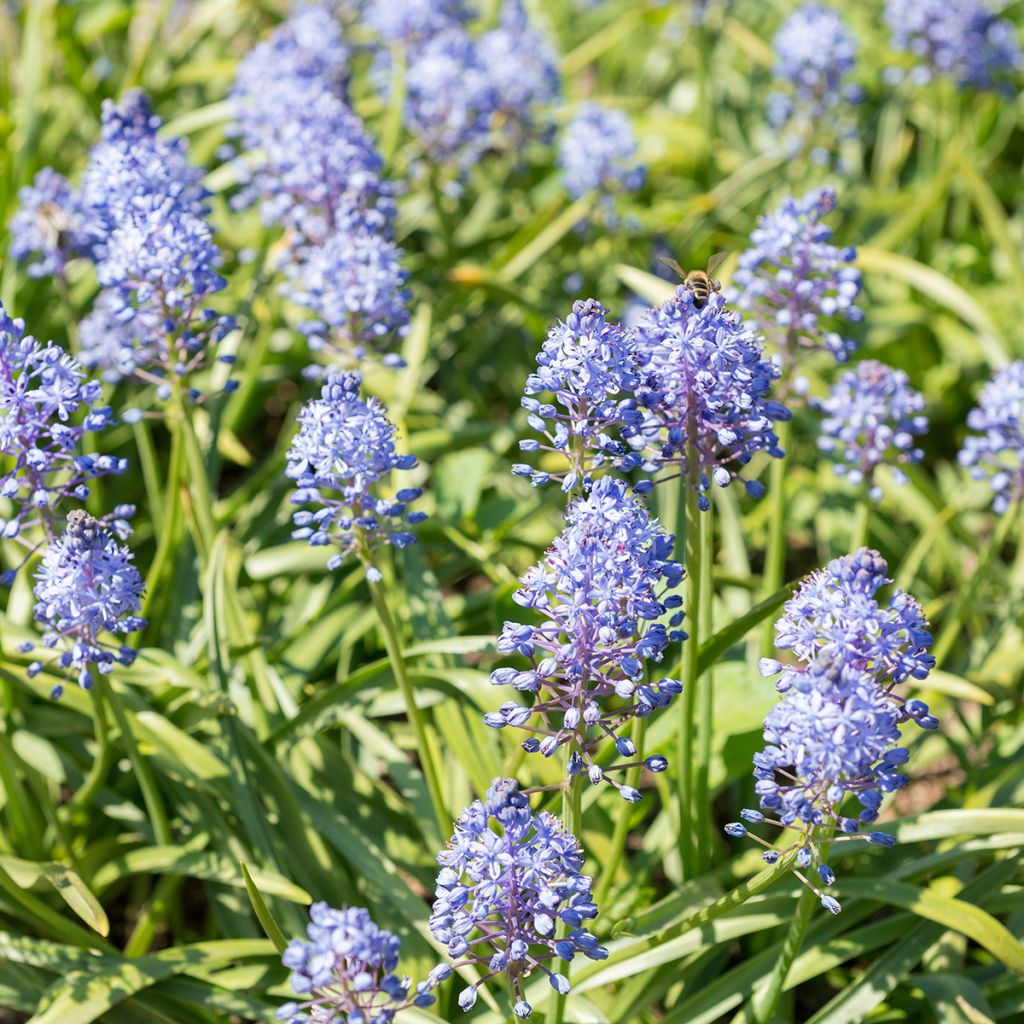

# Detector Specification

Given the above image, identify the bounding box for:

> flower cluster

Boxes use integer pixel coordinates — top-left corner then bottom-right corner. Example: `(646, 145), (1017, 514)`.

(8, 168), (87, 280)
(884, 0), (1021, 92)
(487, 478), (682, 798)
(27, 511), (145, 699)
(230, 4), (410, 370)
(286, 372), (425, 578)
(515, 299), (644, 490)
(0, 304), (125, 563)
(376, 0), (559, 168)
(629, 289), (790, 509)
(432, 778), (607, 1017)
(558, 102), (645, 206)
(814, 360), (928, 501)
(767, 3), (860, 154)
(958, 361), (1024, 514)
(727, 548), (936, 912)
(278, 903), (443, 1024)
(731, 187), (863, 368)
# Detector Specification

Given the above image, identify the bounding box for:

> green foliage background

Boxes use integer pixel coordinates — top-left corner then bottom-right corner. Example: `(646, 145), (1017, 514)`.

(0, 1), (1023, 1022)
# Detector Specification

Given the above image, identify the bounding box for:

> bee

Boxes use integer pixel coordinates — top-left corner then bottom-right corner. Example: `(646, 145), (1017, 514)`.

(659, 252), (728, 309)
(35, 201), (74, 254)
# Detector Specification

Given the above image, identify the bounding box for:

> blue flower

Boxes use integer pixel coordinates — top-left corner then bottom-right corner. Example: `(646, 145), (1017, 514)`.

(772, 547), (935, 689)
(8, 168), (88, 280)
(78, 290), (163, 384)
(286, 372), (424, 576)
(30, 511), (145, 699)
(478, 0), (560, 146)
(401, 27), (498, 167)
(229, 10), (394, 248)
(815, 360), (928, 501)
(731, 187), (863, 366)
(365, 0), (471, 43)
(884, 0), (1021, 91)
(488, 477), (682, 796)
(958, 361), (1024, 514)
(285, 225), (411, 367)
(517, 298), (643, 489)
(432, 779), (607, 1016)
(558, 102), (645, 204)
(768, 4), (859, 132)
(0, 304), (125, 555)
(628, 289), (791, 509)
(279, 903), (443, 1023)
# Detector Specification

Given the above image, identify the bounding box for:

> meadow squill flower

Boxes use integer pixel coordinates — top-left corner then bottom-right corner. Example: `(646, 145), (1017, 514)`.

(229, 6), (395, 248)
(27, 510), (145, 699)
(278, 903), (443, 1024)
(815, 360), (928, 501)
(729, 549), (936, 910)
(628, 289), (791, 509)
(514, 299), (645, 490)
(731, 187), (863, 368)
(286, 372), (425, 579)
(486, 477), (682, 799)
(432, 778), (607, 1017)
(8, 168), (87, 280)
(884, 0), (1021, 92)
(767, 4), (859, 137)
(284, 225), (411, 369)
(364, 0), (471, 44)
(958, 361), (1024, 514)
(78, 92), (235, 394)
(0, 304), (126, 570)
(558, 102), (645, 205)
(401, 27), (498, 168)
(478, 0), (561, 146)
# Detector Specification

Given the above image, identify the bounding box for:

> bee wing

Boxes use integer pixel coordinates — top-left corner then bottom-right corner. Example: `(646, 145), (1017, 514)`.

(658, 256), (686, 280)
(706, 251), (729, 276)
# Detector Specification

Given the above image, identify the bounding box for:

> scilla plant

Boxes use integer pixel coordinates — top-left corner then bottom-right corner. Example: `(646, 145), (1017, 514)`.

(0, 2), (1022, 1024)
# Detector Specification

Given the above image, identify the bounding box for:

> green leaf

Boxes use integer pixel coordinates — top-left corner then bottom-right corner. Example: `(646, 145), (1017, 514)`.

(241, 863), (289, 954)
(0, 860), (108, 937)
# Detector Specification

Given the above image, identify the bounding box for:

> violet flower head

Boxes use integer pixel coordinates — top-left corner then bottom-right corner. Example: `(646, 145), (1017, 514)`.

(768, 3), (859, 132)
(401, 27), (498, 168)
(230, 10), (393, 248)
(628, 289), (791, 509)
(79, 91), (235, 392)
(285, 225), (411, 369)
(488, 477), (682, 799)
(732, 187), (863, 366)
(278, 903), (442, 1024)
(0, 304), (125, 559)
(8, 168), (87, 280)
(29, 510), (145, 699)
(769, 547), (936, 693)
(286, 372), (425, 578)
(365, 0), (471, 44)
(558, 102), (645, 204)
(478, 0), (561, 146)
(432, 778), (607, 1017)
(884, 0), (1021, 91)
(815, 360), (928, 501)
(515, 299), (645, 490)
(958, 360), (1024, 514)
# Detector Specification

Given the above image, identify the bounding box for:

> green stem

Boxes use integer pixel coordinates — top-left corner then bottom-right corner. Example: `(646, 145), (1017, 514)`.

(694, 505), (714, 872)
(932, 501), (1019, 668)
(551, 771), (583, 1024)
(124, 872), (179, 956)
(141, 417), (184, 624)
(678, 457), (704, 879)
(66, 684), (114, 816)
(131, 418), (165, 536)
(366, 576), (448, 842)
(850, 489), (871, 551)
(99, 676), (172, 846)
(594, 719), (645, 908)
(761, 418), (791, 656)
(173, 394), (217, 560)
(751, 886), (815, 1023)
